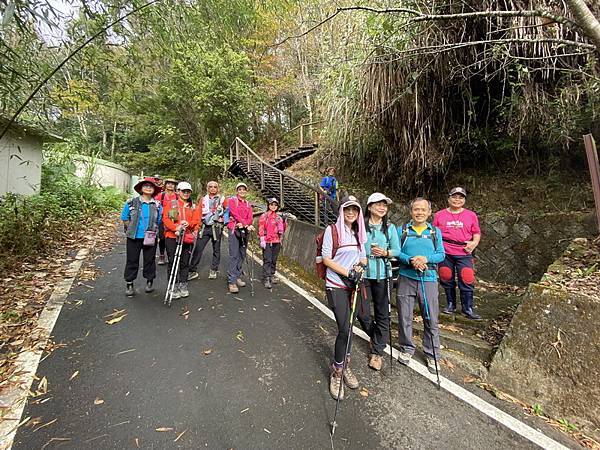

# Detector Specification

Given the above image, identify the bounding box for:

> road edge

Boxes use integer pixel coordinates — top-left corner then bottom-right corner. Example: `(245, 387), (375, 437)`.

(0, 247), (91, 450)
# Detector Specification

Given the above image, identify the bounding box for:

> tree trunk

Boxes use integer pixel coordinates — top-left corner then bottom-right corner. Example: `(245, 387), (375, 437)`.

(110, 121), (117, 161)
(566, 0), (600, 52)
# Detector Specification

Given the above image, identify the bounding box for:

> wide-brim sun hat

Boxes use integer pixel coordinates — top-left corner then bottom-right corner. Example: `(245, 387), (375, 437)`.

(177, 181), (193, 191)
(134, 177), (160, 195)
(367, 192), (392, 206)
(449, 187), (467, 197)
(163, 177), (178, 184)
(236, 182), (248, 190)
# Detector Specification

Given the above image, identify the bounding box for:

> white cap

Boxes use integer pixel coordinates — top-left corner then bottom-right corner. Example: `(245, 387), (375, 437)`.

(367, 192), (392, 205)
(177, 181), (192, 191)
(236, 182), (248, 190)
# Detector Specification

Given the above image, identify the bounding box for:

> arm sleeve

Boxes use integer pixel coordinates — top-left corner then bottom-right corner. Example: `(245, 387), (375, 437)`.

(429, 228), (446, 264)
(471, 212), (481, 235)
(322, 226), (333, 259)
(397, 225), (412, 265)
(358, 242), (366, 259)
(320, 177), (327, 188)
(157, 205), (162, 226)
(120, 202), (130, 221)
(388, 224), (401, 257)
(432, 212), (440, 228)
(258, 214), (266, 237)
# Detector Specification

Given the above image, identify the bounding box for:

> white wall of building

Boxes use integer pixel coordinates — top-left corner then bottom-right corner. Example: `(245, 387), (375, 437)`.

(73, 155), (132, 193)
(0, 130), (43, 196)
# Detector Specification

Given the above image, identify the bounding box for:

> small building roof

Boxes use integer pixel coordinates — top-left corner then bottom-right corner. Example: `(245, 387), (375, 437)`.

(0, 115), (64, 142)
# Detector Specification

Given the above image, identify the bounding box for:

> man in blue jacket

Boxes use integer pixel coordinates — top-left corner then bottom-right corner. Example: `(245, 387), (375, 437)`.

(396, 197), (445, 373)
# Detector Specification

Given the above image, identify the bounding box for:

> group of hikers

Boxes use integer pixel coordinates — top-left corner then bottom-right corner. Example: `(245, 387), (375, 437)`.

(121, 176), (288, 300)
(121, 174), (482, 402)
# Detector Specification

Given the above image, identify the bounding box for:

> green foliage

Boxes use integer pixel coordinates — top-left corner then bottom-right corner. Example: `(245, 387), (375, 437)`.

(532, 404), (543, 416)
(557, 418), (578, 432)
(0, 157), (125, 272)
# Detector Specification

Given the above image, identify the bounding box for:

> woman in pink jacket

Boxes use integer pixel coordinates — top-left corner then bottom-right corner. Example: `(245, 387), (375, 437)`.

(258, 198), (287, 289)
(227, 182), (255, 293)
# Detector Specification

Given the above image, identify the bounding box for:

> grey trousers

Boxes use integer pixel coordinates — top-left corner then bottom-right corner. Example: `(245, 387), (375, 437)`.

(396, 275), (441, 361)
(227, 234), (247, 284)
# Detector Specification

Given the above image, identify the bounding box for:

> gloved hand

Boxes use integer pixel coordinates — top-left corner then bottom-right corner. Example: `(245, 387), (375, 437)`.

(260, 237), (266, 249)
(347, 268), (363, 283)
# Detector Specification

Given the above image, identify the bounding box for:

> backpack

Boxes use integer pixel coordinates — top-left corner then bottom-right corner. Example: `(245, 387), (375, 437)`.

(315, 225), (339, 279)
(399, 222), (438, 250)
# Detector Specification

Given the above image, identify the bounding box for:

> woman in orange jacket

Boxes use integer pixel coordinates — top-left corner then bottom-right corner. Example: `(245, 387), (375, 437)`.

(162, 181), (198, 299)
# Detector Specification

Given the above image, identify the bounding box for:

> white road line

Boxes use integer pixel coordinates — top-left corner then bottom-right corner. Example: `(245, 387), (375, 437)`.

(256, 255), (569, 450)
(0, 247), (90, 450)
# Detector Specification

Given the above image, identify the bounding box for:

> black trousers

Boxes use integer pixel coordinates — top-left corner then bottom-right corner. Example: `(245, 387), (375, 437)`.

(158, 223), (166, 256)
(326, 287), (372, 366)
(262, 243), (281, 280)
(365, 279), (391, 356)
(189, 225), (222, 272)
(124, 238), (157, 282)
(165, 237), (192, 283)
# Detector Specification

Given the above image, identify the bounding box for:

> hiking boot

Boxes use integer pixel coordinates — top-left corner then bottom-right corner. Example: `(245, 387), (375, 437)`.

(125, 282), (135, 297)
(272, 275), (280, 284)
(187, 271), (199, 281)
(426, 358), (439, 374)
(144, 280), (154, 293)
(442, 305), (456, 314)
(179, 282), (189, 298)
(236, 279), (246, 287)
(170, 285), (181, 300)
(343, 359), (359, 389)
(228, 283), (239, 294)
(208, 270), (218, 280)
(157, 254), (166, 265)
(462, 309), (482, 320)
(264, 277), (272, 289)
(368, 354), (383, 371)
(329, 366), (344, 400)
(397, 352), (412, 366)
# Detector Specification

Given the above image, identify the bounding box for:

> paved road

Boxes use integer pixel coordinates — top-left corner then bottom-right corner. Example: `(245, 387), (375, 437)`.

(12, 237), (564, 449)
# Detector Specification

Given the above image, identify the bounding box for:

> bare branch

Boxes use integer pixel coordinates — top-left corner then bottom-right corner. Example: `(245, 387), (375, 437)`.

(565, 0), (600, 50)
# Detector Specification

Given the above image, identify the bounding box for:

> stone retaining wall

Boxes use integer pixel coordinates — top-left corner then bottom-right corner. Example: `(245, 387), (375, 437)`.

(488, 240), (600, 437)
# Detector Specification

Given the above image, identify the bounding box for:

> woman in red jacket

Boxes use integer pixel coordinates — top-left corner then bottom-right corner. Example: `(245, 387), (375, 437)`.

(162, 181), (198, 299)
(258, 197), (287, 289)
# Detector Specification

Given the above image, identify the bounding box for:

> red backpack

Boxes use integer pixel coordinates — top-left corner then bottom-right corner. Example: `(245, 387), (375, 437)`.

(315, 225), (340, 279)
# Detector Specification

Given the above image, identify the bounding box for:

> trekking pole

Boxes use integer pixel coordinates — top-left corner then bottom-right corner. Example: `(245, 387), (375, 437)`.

(164, 231), (184, 307)
(330, 276), (361, 438)
(247, 230), (255, 297)
(418, 270), (441, 389)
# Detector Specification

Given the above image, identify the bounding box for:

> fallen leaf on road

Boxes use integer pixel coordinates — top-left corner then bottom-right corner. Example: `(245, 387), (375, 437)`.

(106, 314), (127, 325)
(69, 371), (79, 381)
(263, 428), (271, 434)
(318, 325), (329, 335)
(94, 398), (104, 405)
(36, 377), (48, 396)
(240, 408), (249, 414)
(134, 438), (140, 448)
(441, 359), (455, 371)
(236, 331), (244, 342)
(203, 349), (212, 355)
(155, 427), (174, 432)
(281, 298), (291, 303)
(174, 429), (188, 442)
(463, 375), (478, 384)
(359, 388), (369, 398)
(104, 309), (127, 318)
(33, 418), (57, 432)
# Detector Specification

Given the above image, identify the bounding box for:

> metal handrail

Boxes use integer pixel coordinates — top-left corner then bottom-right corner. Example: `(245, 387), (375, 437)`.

(229, 136), (337, 226)
(272, 120), (324, 159)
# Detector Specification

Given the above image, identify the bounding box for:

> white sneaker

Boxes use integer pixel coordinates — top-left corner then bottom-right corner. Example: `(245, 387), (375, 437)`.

(187, 271), (199, 281)
(170, 286), (181, 300)
(208, 270), (218, 279)
(398, 352), (412, 365)
(179, 282), (189, 298)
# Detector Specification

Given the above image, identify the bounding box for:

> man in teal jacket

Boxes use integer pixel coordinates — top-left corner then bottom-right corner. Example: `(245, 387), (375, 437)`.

(396, 197), (445, 374)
